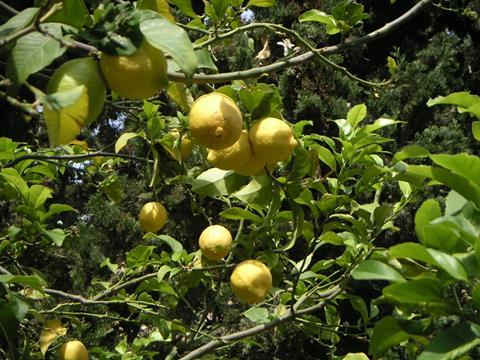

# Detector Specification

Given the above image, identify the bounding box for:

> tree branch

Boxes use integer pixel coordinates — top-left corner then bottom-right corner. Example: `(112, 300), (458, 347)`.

(0, 0), (18, 15)
(167, 0), (433, 84)
(178, 285), (343, 360)
(5, 151), (149, 168)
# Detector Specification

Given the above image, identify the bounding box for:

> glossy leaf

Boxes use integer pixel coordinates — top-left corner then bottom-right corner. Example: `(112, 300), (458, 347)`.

(140, 14), (198, 78)
(220, 207), (263, 223)
(0, 7), (38, 38)
(299, 10), (340, 35)
(192, 168), (248, 196)
(347, 104), (367, 128)
(417, 322), (480, 360)
(369, 316), (410, 358)
(127, 245), (156, 268)
(352, 260), (405, 283)
(382, 278), (451, 312)
(246, 0), (276, 8)
(6, 23), (68, 89)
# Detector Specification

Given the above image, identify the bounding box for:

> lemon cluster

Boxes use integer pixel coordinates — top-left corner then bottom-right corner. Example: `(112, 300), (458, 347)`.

(188, 92), (298, 176)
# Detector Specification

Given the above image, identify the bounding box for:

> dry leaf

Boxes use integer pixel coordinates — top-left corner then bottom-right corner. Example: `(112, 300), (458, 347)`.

(39, 319), (67, 357)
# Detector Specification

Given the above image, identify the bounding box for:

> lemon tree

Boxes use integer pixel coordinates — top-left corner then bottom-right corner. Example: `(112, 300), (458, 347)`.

(1, 1), (479, 360)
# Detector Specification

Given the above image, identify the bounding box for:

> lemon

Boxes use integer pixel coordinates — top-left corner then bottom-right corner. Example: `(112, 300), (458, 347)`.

(168, 130), (193, 161)
(189, 93), (243, 150)
(207, 130), (252, 170)
(249, 117), (298, 163)
(100, 41), (168, 100)
(230, 259), (272, 304)
(58, 340), (88, 360)
(198, 225), (233, 261)
(139, 201), (168, 233)
(235, 155), (270, 176)
(45, 57), (106, 146)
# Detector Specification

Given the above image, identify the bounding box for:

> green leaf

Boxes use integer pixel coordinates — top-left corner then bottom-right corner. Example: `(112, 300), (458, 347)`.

(418, 322), (480, 360)
(0, 7), (38, 38)
(127, 245), (157, 268)
(369, 316), (410, 358)
(0, 168), (29, 198)
(115, 132), (141, 153)
(387, 56), (397, 75)
(246, 0), (276, 8)
(99, 174), (123, 203)
(401, 164), (480, 209)
(243, 307), (270, 323)
(430, 153), (480, 188)
(167, 82), (192, 112)
(427, 91), (480, 110)
(42, 228), (67, 246)
(299, 10), (340, 35)
(445, 191), (468, 216)
(151, 234), (183, 254)
(168, 0), (198, 18)
(389, 243), (468, 281)
(6, 23), (69, 89)
(46, 0), (90, 29)
(195, 48), (218, 72)
(233, 176), (273, 206)
(140, 14), (197, 78)
(347, 104), (367, 127)
(43, 203), (76, 220)
(352, 260), (405, 283)
(364, 118), (403, 133)
(393, 145), (430, 163)
(220, 207), (263, 223)
(311, 144), (337, 171)
(26, 185), (53, 209)
(0, 138), (18, 161)
(192, 168), (248, 196)
(415, 199), (442, 244)
(472, 122), (480, 142)
(382, 278), (451, 312)
(0, 274), (45, 292)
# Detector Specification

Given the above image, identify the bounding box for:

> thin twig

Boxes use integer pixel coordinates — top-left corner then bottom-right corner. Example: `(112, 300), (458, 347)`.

(6, 151), (149, 168)
(0, 0), (19, 15)
(178, 285), (343, 360)
(167, 0), (433, 84)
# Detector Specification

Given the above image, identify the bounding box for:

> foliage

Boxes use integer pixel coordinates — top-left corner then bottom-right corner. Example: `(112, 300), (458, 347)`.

(1, 0), (480, 359)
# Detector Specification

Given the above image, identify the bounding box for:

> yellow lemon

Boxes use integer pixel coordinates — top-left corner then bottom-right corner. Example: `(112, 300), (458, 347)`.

(139, 201), (167, 233)
(249, 117), (298, 163)
(207, 130), (252, 170)
(189, 93), (243, 150)
(230, 259), (272, 304)
(45, 57), (106, 146)
(59, 340), (88, 360)
(198, 225), (233, 261)
(100, 41), (168, 100)
(234, 154), (269, 176)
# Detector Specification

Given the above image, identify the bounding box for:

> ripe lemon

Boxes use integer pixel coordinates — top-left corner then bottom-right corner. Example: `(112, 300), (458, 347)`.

(230, 259), (272, 304)
(249, 117), (298, 163)
(45, 57), (106, 146)
(139, 201), (167, 233)
(189, 93), (243, 150)
(58, 340), (88, 360)
(235, 154), (268, 176)
(100, 41), (168, 100)
(207, 130), (252, 170)
(199, 225), (233, 261)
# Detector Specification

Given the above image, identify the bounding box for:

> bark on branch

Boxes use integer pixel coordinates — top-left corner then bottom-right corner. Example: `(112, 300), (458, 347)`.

(167, 0), (433, 84)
